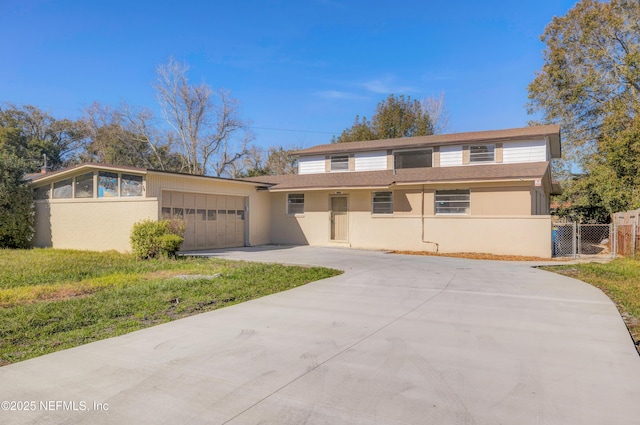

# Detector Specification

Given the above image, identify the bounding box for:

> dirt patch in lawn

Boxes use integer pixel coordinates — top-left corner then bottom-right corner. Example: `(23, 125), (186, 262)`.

(391, 251), (571, 262)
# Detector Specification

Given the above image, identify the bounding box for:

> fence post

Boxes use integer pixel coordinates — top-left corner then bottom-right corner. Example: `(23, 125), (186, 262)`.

(573, 222), (578, 259)
(613, 221), (617, 259)
(633, 219), (637, 258)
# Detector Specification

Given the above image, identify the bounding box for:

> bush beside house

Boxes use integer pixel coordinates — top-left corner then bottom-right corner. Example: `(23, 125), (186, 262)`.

(130, 219), (185, 259)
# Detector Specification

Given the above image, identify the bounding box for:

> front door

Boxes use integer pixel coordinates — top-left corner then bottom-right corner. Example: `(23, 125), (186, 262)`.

(330, 196), (348, 241)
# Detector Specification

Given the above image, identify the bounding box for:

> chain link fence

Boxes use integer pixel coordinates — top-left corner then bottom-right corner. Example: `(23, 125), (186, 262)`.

(552, 223), (613, 259)
(552, 222), (576, 258)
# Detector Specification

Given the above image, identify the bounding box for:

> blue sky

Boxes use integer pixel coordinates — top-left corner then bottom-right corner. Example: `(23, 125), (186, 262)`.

(0, 0), (578, 150)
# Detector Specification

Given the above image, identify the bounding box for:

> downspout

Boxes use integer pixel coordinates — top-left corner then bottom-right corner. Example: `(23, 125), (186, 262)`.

(421, 184), (439, 252)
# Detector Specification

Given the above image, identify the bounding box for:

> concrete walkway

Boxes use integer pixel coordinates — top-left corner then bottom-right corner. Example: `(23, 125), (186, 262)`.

(1, 246), (639, 424)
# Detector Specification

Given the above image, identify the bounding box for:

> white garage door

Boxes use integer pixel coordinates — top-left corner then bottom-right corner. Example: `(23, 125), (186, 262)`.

(161, 191), (246, 250)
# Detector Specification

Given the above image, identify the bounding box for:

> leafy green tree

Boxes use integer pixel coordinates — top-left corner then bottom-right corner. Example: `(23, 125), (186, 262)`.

(332, 115), (377, 144)
(528, 0), (640, 221)
(0, 104), (86, 172)
(0, 152), (34, 248)
(333, 94), (444, 143)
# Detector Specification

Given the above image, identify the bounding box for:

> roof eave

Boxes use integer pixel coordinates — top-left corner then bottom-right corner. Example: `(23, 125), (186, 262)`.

(146, 169), (272, 187)
(548, 132), (562, 159)
(29, 164), (148, 185)
(266, 185), (392, 192)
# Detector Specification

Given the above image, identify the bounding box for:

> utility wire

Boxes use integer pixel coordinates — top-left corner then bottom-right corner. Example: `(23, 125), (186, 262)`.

(249, 126), (339, 135)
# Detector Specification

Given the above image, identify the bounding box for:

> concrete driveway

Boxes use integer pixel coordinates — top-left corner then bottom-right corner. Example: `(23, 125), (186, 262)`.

(1, 246), (639, 424)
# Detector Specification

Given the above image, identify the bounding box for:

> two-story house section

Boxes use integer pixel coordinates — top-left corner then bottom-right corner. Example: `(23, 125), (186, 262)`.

(249, 125), (561, 257)
(29, 125), (562, 258)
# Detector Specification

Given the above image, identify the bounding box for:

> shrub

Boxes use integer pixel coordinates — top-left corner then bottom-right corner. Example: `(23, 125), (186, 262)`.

(0, 152), (34, 249)
(130, 219), (185, 259)
(158, 234), (184, 259)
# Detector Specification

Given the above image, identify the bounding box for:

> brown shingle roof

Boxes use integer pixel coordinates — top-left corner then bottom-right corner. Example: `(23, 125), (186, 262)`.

(246, 162), (550, 191)
(294, 124), (561, 158)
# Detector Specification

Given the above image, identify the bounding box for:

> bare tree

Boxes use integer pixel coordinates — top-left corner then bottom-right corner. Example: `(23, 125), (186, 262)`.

(81, 102), (185, 172)
(154, 58), (251, 176)
(420, 92), (449, 134)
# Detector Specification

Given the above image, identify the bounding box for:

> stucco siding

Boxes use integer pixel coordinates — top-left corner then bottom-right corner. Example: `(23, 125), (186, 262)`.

(502, 139), (547, 163)
(268, 188), (552, 257)
(423, 216), (552, 257)
(249, 190), (272, 245)
(33, 199), (158, 252)
(470, 186), (531, 216)
(297, 156), (326, 174)
(354, 151), (387, 172)
(439, 145), (463, 167)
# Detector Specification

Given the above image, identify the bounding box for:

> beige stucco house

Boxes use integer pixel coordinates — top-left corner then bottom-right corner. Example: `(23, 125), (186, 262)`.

(29, 124), (561, 257)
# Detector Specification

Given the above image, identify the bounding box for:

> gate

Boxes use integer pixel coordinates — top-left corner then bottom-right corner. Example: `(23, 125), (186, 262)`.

(613, 209), (639, 257)
(552, 223), (613, 259)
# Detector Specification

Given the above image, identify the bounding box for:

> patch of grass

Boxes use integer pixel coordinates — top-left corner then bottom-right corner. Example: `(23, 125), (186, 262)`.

(0, 249), (341, 365)
(542, 258), (640, 348)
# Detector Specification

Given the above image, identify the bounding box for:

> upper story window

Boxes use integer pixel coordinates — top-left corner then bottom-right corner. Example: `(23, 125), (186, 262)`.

(469, 145), (495, 163)
(435, 190), (470, 215)
(330, 155), (349, 172)
(394, 149), (432, 169)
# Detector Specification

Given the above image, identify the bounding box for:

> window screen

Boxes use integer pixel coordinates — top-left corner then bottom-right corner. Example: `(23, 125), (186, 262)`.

(469, 145), (495, 163)
(435, 190), (470, 214)
(372, 191), (393, 214)
(330, 155), (349, 171)
(287, 194), (304, 214)
(394, 150), (432, 169)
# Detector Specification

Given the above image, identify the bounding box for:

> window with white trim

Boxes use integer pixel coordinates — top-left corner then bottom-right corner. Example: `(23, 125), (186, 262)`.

(435, 190), (470, 215)
(394, 150), (432, 169)
(287, 193), (304, 214)
(372, 191), (393, 214)
(469, 145), (495, 163)
(330, 155), (349, 171)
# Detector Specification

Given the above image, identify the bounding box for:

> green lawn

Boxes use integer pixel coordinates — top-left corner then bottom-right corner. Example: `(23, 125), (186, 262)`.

(542, 258), (640, 348)
(0, 249), (341, 366)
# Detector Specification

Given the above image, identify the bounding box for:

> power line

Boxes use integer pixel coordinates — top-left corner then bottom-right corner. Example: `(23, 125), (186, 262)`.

(249, 126), (339, 135)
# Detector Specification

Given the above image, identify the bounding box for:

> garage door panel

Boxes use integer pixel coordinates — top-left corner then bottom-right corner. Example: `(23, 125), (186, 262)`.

(196, 195), (206, 209)
(166, 191), (245, 251)
(206, 195), (216, 209)
(184, 194), (196, 208)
